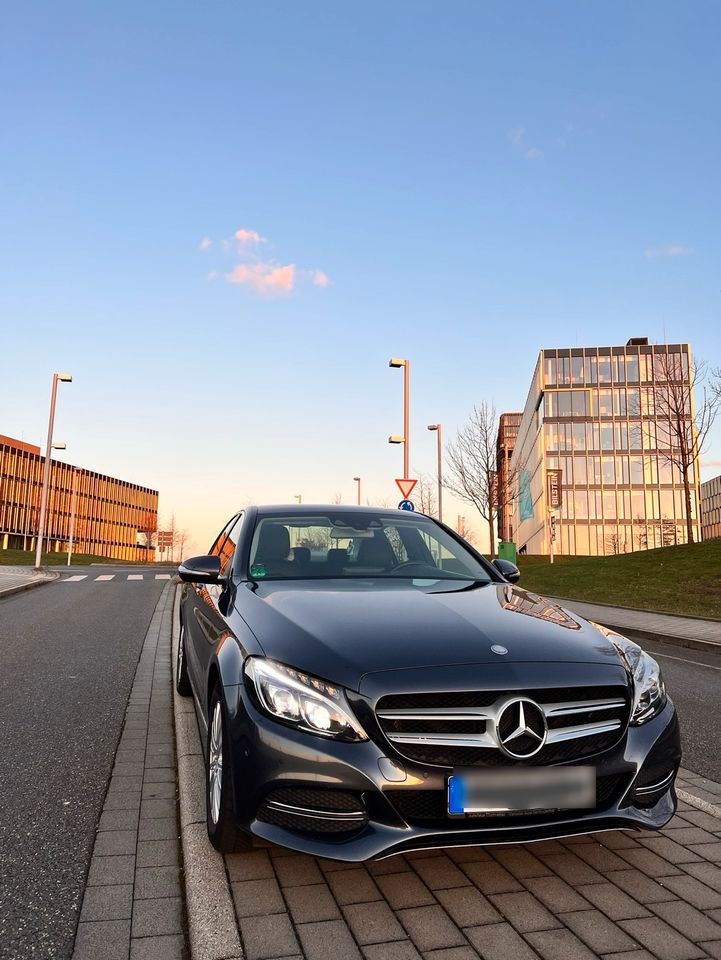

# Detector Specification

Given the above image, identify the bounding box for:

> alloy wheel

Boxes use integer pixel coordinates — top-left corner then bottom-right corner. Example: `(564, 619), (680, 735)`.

(209, 700), (223, 825)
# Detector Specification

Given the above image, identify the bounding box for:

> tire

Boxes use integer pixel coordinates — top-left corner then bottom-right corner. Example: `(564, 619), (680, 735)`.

(206, 686), (252, 852)
(175, 622), (192, 697)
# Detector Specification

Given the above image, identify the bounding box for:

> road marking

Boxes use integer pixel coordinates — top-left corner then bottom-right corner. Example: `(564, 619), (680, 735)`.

(127, 575), (144, 580)
(94, 575), (115, 581)
(63, 575), (87, 582)
(155, 574), (171, 580)
(653, 651), (721, 672)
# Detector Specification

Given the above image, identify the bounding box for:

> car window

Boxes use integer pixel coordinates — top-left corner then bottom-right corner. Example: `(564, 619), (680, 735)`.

(209, 515), (237, 560)
(247, 511), (490, 582)
(219, 513), (244, 577)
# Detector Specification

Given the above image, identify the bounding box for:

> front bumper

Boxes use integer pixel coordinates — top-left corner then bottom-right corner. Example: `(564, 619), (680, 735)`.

(224, 684), (681, 861)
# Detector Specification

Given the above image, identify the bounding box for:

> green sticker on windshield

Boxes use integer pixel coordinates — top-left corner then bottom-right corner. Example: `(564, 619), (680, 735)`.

(250, 563), (267, 578)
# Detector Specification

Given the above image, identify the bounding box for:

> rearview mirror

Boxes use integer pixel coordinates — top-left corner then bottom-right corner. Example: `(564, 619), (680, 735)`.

(178, 555), (222, 584)
(492, 558), (521, 584)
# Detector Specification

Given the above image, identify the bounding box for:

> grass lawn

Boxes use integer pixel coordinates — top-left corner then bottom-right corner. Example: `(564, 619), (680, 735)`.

(0, 548), (139, 566)
(516, 540), (721, 620)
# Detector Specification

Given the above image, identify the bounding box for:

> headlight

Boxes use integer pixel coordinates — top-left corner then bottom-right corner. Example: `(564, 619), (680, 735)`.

(596, 626), (667, 725)
(244, 657), (367, 742)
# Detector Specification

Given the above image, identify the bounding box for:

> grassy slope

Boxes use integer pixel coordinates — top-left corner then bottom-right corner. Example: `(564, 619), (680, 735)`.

(517, 540), (721, 620)
(0, 548), (134, 566)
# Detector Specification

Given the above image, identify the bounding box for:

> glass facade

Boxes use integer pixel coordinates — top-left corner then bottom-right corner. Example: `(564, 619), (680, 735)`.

(496, 412), (522, 543)
(511, 342), (701, 556)
(0, 434), (159, 560)
(701, 475), (721, 542)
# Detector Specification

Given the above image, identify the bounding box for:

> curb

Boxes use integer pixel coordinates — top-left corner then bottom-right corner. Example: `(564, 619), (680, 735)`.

(171, 586), (244, 960)
(0, 570), (59, 600)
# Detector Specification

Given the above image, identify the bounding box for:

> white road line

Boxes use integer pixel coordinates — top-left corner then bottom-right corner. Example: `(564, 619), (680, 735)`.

(127, 575), (144, 580)
(653, 650), (721, 671)
(155, 574), (171, 580)
(94, 575), (115, 581)
(63, 575), (87, 582)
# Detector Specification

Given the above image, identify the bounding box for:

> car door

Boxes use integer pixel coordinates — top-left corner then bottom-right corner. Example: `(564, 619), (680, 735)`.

(193, 512), (244, 715)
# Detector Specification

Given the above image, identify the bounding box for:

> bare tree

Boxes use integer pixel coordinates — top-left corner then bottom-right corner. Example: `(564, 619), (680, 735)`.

(456, 516), (477, 546)
(330, 491), (342, 504)
(138, 511), (158, 561)
(412, 471), (437, 517)
(444, 402), (514, 556)
(652, 351), (721, 544)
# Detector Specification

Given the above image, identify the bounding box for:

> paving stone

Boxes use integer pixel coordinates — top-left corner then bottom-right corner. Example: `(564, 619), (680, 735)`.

(327, 867), (382, 904)
(136, 839), (179, 868)
(226, 849), (275, 881)
(375, 872), (436, 909)
(239, 913), (301, 960)
(296, 918), (363, 960)
(639, 836), (703, 864)
(79, 884), (133, 922)
(659, 873), (721, 909)
(599, 952), (655, 960)
(73, 919), (131, 960)
(140, 797), (176, 819)
(688, 842), (721, 861)
(362, 941), (422, 960)
(435, 886), (501, 928)
(445, 846), (493, 864)
(131, 897), (183, 937)
(134, 866), (182, 899)
(538, 852), (605, 885)
(680, 810), (721, 832)
(130, 933), (185, 959)
(617, 847), (682, 876)
(570, 842), (630, 873)
(560, 908), (639, 953)
(598, 832), (642, 850)
(576, 882), (650, 920)
(699, 942), (721, 960)
(603, 870), (677, 904)
(522, 876), (590, 913)
(662, 826), (719, 845)
(141, 781), (177, 799)
(650, 899), (721, 941)
(683, 861), (721, 894)
(492, 847), (551, 878)
(143, 768), (176, 784)
(137, 817), (179, 842)
(525, 927), (598, 960)
(366, 856), (411, 876)
(460, 861), (522, 895)
(397, 905), (466, 951)
(87, 855), (136, 887)
(410, 856), (469, 890)
(618, 917), (706, 960)
(284, 883), (341, 923)
(231, 877), (286, 918)
(273, 854), (325, 888)
(110, 775), (144, 793)
(488, 891), (559, 933)
(98, 808), (140, 832)
(465, 921), (541, 959)
(93, 830), (138, 857)
(422, 948), (479, 960)
(343, 901), (407, 944)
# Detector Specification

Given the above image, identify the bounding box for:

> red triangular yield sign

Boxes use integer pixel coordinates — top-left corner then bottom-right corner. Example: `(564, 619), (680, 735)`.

(395, 478), (417, 499)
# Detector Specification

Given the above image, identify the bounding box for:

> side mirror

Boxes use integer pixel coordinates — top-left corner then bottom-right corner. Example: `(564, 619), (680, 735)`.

(492, 558), (521, 584)
(178, 555), (222, 584)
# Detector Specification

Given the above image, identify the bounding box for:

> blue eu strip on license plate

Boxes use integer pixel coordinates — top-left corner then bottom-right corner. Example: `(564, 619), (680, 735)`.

(448, 767), (596, 815)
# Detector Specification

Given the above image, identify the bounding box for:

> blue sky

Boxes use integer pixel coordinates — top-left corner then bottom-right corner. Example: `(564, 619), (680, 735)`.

(2, 1), (720, 552)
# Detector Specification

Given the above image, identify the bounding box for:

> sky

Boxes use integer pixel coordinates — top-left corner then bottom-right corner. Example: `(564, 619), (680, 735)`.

(2, 1), (721, 554)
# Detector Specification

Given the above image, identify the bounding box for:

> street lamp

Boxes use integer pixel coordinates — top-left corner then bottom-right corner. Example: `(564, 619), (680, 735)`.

(35, 373), (72, 568)
(353, 476), (361, 506)
(388, 358), (410, 478)
(427, 424), (443, 522)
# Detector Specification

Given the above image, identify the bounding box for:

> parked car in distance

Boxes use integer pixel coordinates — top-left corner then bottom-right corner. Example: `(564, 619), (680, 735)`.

(176, 505), (680, 861)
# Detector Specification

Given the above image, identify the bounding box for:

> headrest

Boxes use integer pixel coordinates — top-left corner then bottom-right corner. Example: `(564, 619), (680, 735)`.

(257, 524), (290, 561)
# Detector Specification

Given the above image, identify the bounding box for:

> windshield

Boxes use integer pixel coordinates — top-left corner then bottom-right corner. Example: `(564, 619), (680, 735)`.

(247, 512), (492, 582)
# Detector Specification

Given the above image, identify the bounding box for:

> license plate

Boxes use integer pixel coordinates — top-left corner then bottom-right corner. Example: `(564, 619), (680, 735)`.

(447, 766), (596, 815)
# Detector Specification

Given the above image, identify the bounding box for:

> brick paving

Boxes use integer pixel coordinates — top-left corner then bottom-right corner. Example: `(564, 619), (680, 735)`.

(72, 582), (186, 960)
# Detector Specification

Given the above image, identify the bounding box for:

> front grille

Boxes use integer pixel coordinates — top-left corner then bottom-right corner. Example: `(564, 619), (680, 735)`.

(257, 787), (368, 835)
(376, 685), (630, 767)
(386, 773), (625, 827)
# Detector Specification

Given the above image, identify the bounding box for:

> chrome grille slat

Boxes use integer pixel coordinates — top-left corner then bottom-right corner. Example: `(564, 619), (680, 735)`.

(387, 732), (496, 748)
(377, 708), (492, 721)
(543, 699), (626, 717)
(545, 719), (621, 743)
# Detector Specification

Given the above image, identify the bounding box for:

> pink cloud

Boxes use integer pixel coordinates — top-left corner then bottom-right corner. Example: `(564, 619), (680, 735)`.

(199, 237), (212, 251)
(225, 262), (295, 295)
(234, 228), (264, 245)
(311, 269), (329, 288)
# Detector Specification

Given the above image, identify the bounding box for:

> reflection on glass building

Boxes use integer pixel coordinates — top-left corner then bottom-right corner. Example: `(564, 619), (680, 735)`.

(496, 412), (522, 543)
(0, 434), (158, 560)
(701, 475), (721, 542)
(511, 339), (701, 556)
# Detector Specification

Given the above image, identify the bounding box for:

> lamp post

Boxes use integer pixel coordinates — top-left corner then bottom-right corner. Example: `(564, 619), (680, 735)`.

(388, 358), (409, 477)
(427, 424), (443, 522)
(353, 476), (361, 506)
(35, 373), (72, 568)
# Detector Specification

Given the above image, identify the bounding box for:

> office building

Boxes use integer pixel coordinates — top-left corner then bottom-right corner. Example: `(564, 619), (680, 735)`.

(701, 475), (721, 541)
(511, 339), (701, 556)
(0, 434), (158, 560)
(496, 412), (522, 543)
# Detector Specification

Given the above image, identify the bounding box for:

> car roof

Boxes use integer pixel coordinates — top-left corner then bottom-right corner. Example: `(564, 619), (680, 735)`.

(251, 504), (432, 520)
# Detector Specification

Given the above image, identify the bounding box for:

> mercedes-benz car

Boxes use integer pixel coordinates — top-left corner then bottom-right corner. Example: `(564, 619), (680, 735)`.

(176, 504), (681, 861)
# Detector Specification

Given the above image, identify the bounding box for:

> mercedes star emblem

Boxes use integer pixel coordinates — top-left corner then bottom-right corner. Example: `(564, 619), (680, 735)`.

(491, 644), (508, 656)
(496, 698), (547, 758)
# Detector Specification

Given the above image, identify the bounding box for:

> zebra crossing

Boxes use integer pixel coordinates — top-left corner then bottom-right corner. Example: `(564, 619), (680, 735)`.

(62, 573), (172, 582)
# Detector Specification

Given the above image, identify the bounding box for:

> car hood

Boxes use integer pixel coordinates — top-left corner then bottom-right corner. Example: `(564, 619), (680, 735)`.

(238, 579), (625, 693)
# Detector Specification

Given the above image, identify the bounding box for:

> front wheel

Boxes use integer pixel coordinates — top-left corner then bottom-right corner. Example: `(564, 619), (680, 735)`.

(175, 623), (192, 697)
(206, 687), (252, 852)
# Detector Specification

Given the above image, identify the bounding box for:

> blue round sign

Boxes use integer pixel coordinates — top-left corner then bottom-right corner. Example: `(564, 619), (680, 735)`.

(398, 499), (415, 511)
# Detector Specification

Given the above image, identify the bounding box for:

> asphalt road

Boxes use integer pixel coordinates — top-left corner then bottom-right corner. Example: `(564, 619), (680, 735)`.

(641, 636), (721, 782)
(0, 566), (170, 960)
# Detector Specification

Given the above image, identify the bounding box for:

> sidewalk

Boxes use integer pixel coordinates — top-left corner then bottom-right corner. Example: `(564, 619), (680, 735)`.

(548, 596), (721, 651)
(172, 595), (721, 960)
(0, 564), (58, 598)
